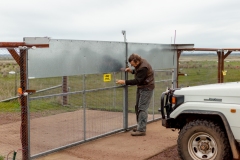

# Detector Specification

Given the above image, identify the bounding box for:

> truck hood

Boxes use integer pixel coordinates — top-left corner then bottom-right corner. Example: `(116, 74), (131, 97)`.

(174, 82), (240, 103)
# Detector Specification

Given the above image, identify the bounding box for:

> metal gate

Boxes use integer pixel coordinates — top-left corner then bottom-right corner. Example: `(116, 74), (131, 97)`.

(0, 38), (194, 159)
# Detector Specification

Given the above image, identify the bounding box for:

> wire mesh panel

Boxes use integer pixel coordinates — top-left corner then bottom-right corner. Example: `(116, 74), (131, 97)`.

(29, 75), (84, 155)
(0, 48), (22, 160)
(29, 72), (126, 156)
(85, 88), (124, 139)
(29, 94), (84, 155)
(0, 49), (20, 100)
(84, 72), (124, 139)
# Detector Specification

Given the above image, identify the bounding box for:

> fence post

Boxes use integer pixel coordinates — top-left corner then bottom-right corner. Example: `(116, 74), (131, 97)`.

(83, 74), (86, 140)
(122, 30), (128, 130)
(19, 48), (30, 160)
(62, 76), (68, 105)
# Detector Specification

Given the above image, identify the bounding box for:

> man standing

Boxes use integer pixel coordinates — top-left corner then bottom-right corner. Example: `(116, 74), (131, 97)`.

(116, 53), (155, 136)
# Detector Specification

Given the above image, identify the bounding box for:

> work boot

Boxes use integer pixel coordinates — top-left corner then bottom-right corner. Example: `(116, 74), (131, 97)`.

(131, 131), (146, 136)
(132, 127), (137, 132)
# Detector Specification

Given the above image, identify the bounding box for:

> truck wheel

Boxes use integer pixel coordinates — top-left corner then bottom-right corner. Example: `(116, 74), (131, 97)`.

(178, 119), (232, 160)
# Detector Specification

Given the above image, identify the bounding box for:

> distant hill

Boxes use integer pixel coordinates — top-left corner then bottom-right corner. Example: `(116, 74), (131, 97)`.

(0, 53), (13, 60)
(182, 51), (240, 55)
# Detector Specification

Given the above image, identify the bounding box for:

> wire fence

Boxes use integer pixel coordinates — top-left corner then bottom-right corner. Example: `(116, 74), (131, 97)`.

(28, 70), (172, 157)
(0, 48), (22, 160)
(0, 49), (19, 100)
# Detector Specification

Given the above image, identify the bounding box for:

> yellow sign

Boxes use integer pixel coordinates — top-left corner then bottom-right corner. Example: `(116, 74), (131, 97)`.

(103, 74), (111, 82)
(222, 70), (227, 76)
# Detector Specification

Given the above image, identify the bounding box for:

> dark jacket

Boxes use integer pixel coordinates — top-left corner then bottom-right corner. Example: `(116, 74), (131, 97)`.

(125, 59), (155, 90)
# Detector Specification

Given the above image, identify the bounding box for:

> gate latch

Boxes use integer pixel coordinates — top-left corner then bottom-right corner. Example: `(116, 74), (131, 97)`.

(18, 88), (36, 96)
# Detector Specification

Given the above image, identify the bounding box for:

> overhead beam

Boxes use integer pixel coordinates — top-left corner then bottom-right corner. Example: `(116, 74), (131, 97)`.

(0, 42), (49, 48)
(0, 41), (49, 66)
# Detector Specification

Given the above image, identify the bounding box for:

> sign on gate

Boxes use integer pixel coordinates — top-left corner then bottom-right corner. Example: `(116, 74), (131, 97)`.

(103, 74), (111, 82)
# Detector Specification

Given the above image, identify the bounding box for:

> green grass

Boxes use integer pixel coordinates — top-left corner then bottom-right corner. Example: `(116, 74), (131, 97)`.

(0, 100), (20, 112)
(1, 56), (240, 114)
(0, 99), (74, 113)
(178, 59), (240, 87)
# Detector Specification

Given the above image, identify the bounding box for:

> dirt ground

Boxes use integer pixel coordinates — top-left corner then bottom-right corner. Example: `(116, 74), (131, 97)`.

(0, 111), (180, 160)
(35, 120), (179, 160)
(148, 145), (180, 160)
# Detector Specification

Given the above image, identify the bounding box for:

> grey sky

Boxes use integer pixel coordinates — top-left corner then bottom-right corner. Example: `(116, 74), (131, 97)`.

(1, 0), (240, 48)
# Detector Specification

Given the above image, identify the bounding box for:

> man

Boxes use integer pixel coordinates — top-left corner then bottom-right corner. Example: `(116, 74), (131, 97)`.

(116, 53), (155, 136)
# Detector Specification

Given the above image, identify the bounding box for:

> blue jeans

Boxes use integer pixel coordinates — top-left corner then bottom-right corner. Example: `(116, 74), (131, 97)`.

(135, 88), (153, 132)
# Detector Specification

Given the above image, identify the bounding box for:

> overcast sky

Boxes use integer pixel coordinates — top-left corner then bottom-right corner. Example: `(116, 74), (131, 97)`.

(1, 0), (240, 48)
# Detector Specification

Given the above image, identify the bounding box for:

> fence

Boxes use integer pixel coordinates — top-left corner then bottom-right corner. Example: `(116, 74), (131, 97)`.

(26, 38), (177, 158)
(0, 38), (179, 160)
(0, 48), (20, 159)
(28, 70), (173, 158)
(0, 49), (19, 100)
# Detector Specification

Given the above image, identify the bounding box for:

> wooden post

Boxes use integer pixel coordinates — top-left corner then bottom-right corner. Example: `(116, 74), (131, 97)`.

(177, 50), (182, 88)
(19, 49), (29, 160)
(62, 76), (68, 106)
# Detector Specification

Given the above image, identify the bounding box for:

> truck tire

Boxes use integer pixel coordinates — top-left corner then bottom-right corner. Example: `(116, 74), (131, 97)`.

(177, 119), (232, 160)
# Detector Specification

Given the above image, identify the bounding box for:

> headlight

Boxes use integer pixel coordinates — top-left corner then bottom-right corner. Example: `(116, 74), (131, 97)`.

(171, 95), (184, 109)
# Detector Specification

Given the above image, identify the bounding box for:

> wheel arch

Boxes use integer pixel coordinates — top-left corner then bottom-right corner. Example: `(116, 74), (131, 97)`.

(175, 110), (240, 160)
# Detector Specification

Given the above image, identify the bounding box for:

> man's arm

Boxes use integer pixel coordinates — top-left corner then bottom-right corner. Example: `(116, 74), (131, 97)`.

(125, 67), (147, 85)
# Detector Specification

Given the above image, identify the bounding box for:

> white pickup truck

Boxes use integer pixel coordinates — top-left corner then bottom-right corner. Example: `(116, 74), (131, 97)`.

(160, 82), (240, 160)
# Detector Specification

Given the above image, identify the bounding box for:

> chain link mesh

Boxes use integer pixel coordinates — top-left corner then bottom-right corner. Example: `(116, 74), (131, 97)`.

(29, 73), (125, 155)
(0, 48), (22, 160)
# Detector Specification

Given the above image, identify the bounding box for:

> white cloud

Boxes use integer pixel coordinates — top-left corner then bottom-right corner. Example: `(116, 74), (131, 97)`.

(0, 0), (240, 48)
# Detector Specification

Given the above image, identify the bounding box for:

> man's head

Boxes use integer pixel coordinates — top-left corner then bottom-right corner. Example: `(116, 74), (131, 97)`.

(128, 53), (142, 67)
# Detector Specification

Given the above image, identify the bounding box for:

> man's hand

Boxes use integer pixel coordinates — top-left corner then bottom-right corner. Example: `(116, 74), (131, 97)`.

(116, 79), (125, 85)
(125, 68), (132, 73)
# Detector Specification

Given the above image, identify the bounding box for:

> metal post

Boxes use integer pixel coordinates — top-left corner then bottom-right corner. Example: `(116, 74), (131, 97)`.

(152, 85), (155, 120)
(20, 49), (30, 160)
(171, 69), (174, 89)
(176, 50), (182, 88)
(217, 51), (221, 83)
(83, 75), (86, 140)
(122, 30), (128, 130)
(221, 51), (224, 83)
(15, 72), (17, 96)
(113, 72), (116, 109)
(62, 76), (68, 105)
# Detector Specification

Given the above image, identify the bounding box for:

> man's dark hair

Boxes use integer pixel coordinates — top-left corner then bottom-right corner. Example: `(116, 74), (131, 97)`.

(128, 53), (142, 63)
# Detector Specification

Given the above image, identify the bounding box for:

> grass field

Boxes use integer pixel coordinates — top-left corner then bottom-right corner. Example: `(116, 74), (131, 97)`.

(1, 54), (240, 114)
(178, 54), (240, 87)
